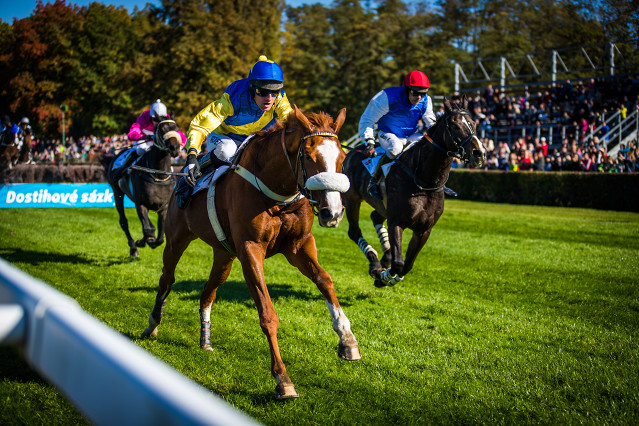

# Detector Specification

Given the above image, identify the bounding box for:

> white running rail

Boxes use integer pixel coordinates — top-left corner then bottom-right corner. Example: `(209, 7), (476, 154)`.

(0, 257), (260, 426)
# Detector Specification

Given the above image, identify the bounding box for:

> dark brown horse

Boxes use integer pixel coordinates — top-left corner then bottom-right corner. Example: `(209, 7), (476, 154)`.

(101, 118), (182, 257)
(342, 96), (486, 287)
(141, 106), (360, 398)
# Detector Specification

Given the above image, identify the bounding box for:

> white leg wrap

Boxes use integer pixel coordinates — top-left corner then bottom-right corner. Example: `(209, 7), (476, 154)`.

(357, 237), (378, 258)
(375, 224), (391, 252)
(380, 269), (404, 286)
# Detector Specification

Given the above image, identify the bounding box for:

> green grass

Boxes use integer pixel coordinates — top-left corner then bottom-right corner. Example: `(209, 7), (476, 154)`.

(0, 201), (638, 425)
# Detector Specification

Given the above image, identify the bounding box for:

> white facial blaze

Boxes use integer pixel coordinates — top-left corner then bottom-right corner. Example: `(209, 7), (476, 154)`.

(316, 139), (344, 214)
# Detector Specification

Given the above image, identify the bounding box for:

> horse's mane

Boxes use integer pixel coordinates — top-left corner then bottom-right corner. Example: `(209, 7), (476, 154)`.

(254, 110), (335, 139)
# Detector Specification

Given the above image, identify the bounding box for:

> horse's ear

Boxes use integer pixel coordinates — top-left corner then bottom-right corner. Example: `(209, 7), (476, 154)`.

(293, 105), (314, 132)
(332, 108), (346, 134)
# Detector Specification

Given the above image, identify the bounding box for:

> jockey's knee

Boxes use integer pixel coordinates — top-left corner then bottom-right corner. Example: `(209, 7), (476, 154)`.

(213, 140), (237, 163)
(135, 147), (146, 156)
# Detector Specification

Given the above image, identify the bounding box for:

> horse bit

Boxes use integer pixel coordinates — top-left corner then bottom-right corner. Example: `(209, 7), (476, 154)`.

(429, 111), (479, 162)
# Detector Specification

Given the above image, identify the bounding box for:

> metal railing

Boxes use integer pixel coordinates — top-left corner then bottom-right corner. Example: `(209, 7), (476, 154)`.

(0, 258), (259, 426)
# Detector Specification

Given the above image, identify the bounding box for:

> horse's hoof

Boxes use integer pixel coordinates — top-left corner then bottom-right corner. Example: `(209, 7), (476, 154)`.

(141, 327), (158, 338)
(373, 279), (387, 288)
(275, 383), (299, 399)
(339, 344), (362, 360)
(130, 249), (139, 258)
(148, 239), (164, 249)
(200, 344), (214, 352)
(369, 268), (383, 279)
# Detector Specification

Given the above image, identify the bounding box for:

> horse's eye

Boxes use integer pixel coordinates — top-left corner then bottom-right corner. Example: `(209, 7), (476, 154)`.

(305, 154), (312, 161)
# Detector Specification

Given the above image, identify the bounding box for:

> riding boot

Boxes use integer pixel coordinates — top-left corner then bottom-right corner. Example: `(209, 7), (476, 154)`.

(175, 152), (231, 210)
(367, 155), (391, 200)
(198, 151), (231, 175)
(114, 151), (139, 181)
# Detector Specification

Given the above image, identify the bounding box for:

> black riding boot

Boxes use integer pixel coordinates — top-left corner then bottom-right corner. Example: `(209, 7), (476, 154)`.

(114, 151), (139, 181)
(175, 152), (231, 209)
(367, 155), (391, 200)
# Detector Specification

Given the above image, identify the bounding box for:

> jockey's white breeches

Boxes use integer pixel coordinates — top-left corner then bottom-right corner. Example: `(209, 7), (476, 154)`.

(378, 131), (423, 159)
(206, 133), (242, 163)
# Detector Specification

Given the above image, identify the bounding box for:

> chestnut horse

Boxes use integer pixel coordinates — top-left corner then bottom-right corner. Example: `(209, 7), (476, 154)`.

(141, 106), (361, 398)
(342, 96), (487, 287)
(101, 118), (182, 257)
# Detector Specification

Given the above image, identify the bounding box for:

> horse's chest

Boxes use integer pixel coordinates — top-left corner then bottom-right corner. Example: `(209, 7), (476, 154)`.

(391, 194), (443, 230)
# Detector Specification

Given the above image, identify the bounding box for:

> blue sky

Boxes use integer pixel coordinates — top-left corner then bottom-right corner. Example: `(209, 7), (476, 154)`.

(0, 0), (331, 23)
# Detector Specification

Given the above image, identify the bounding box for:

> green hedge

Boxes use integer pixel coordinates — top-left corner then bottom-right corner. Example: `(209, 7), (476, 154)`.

(448, 170), (639, 212)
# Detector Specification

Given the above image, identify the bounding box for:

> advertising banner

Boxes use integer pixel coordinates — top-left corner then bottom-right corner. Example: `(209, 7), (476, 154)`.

(0, 183), (134, 208)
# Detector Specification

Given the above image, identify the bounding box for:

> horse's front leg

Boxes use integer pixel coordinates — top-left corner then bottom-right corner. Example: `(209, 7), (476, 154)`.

(284, 235), (362, 361)
(134, 203), (155, 247)
(238, 243), (298, 399)
(400, 229), (431, 277)
(375, 223), (405, 287)
(147, 208), (166, 249)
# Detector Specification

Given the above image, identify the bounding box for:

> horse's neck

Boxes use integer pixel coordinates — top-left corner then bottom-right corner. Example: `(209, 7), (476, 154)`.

(143, 146), (170, 170)
(410, 136), (454, 187)
(241, 132), (299, 196)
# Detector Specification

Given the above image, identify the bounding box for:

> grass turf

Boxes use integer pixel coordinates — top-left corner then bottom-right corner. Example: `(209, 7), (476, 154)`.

(0, 200), (637, 425)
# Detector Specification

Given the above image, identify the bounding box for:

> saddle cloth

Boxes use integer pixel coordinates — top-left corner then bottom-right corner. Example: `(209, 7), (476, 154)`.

(361, 141), (419, 177)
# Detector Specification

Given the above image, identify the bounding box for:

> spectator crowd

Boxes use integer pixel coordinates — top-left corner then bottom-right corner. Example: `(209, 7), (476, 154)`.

(3, 75), (638, 173)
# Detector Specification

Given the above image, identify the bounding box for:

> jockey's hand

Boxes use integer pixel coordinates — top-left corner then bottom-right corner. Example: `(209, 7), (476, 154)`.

(359, 139), (376, 158)
(184, 154), (201, 187)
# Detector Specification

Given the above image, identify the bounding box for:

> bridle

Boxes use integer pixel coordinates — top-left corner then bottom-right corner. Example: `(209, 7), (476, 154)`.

(153, 119), (181, 152)
(426, 111), (478, 162)
(135, 119), (181, 183)
(396, 110), (480, 192)
(281, 128), (340, 214)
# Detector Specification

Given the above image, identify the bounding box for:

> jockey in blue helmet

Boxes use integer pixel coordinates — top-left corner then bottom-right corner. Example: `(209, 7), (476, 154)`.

(182, 55), (293, 188)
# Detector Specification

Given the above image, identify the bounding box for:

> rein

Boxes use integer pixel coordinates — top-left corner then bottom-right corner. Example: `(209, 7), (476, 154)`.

(281, 128), (340, 215)
(127, 119), (181, 183)
(396, 110), (475, 193)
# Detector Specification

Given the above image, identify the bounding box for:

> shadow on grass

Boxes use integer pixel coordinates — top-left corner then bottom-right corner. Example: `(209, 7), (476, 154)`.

(0, 347), (46, 384)
(0, 248), (137, 267)
(128, 279), (352, 307)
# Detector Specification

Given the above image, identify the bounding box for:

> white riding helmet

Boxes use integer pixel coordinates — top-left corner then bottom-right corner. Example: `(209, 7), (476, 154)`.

(150, 99), (167, 119)
(20, 117), (29, 124)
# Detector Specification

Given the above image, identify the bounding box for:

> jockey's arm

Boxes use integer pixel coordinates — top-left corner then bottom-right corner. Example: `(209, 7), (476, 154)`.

(186, 94), (234, 155)
(358, 90), (389, 143)
(127, 111), (149, 141)
(273, 93), (293, 123)
(422, 96), (437, 130)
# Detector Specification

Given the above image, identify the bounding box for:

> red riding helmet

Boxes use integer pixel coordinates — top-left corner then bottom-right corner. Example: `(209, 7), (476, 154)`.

(403, 70), (430, 92)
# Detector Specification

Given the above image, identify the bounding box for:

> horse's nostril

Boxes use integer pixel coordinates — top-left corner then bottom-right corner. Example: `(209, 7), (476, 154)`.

(319, 208), (332, 222)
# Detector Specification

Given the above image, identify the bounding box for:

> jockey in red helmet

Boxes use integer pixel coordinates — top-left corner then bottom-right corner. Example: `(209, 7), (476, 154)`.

(358, 70), (436, 199)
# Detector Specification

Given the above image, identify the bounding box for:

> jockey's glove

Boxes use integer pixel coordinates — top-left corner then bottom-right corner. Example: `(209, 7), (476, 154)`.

(185, 153), (201, 187)
(361, 139), (377, 157)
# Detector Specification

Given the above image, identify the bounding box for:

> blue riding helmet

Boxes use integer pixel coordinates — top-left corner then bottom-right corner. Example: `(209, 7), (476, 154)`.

(248, 55), (284, 91)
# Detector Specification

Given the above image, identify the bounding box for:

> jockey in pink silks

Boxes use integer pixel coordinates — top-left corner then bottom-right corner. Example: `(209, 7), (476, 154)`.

(114, 99), (187, 179)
